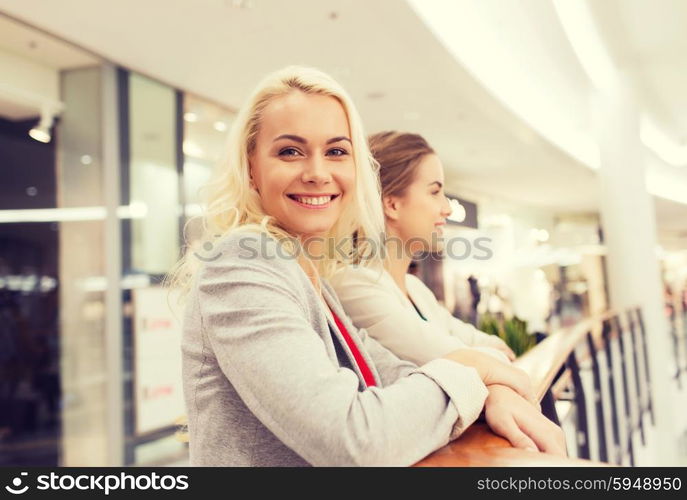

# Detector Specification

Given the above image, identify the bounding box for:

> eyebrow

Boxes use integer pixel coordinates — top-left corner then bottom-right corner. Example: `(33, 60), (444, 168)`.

(428, 181), (443, 188)
(273, 134), (351, 145)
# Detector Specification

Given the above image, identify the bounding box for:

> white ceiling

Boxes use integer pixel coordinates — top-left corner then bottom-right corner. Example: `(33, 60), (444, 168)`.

(589, 0), (687, 145)
(0, 0), (684, 246)
(0, 0), (598, 212)
(0, 13), (98, 69)
(587, 0), (687, 249)
(0, 13), (98, 120)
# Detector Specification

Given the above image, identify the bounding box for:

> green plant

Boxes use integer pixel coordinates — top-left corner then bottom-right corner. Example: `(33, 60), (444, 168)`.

(478, 313), (536, 357)
(478, 313), (501, 337)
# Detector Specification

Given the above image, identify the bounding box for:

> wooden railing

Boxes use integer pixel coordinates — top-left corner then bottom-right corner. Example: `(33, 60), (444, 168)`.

(415, 307), (654, 466)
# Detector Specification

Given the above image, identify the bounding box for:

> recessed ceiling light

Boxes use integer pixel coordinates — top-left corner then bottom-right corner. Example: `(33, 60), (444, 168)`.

(213, 121), (227, 132)
(184, 112), (198, 123)
(183, 141), (204, 158)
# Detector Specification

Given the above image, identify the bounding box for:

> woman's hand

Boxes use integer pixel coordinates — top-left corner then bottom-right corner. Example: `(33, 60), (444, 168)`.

(484, 336), (516, 361)
(442, 348), (537, 406)
(484, 384), (567, 456)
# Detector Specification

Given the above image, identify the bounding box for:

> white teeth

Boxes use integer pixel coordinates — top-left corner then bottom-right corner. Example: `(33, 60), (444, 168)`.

(293, 195), (333, 206)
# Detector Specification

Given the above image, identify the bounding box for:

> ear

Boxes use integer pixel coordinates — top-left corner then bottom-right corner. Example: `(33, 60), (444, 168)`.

(382, 195), (401, 221)
(247, 160), (258, 192)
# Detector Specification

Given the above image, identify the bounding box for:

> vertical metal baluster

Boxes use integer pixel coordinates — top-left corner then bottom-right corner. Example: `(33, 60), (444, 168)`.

(586, 331), (608, 463)
(627, 309), (646, 446)
(636, 307), (655, 426)
(567, 350), (590, 460)
(669, 304), (682, 388)
(614, 315), (635, 466)
(602, 319), (621, 464)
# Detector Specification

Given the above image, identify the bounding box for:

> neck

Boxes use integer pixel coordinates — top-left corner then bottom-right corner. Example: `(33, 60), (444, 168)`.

(297, 234), (323, 298)
(383, 227), (413, 296)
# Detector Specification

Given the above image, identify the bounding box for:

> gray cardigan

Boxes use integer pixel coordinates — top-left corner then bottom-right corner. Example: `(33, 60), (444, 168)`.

(181, 231), (488, 466)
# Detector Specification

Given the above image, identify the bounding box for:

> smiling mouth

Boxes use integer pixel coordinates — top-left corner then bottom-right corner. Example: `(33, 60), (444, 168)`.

(286, 194), (340, 209)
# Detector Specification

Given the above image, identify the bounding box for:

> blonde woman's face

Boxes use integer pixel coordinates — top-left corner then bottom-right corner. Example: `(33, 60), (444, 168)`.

(249, 92), (355, 239)
(386, 154), (452, 253)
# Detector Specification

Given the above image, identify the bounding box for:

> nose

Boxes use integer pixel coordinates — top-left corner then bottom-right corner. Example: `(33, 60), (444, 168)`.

(440, 194), (452, 217)
(301, 155), (332, 185)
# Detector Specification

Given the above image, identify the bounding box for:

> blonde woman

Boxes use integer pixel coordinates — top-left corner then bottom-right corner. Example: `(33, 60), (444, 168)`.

(174, 68), (560, 467)
(332, 131), (565, 452)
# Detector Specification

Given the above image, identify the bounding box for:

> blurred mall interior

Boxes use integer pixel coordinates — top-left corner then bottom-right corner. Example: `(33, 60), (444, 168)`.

(0, 0), (686, 466)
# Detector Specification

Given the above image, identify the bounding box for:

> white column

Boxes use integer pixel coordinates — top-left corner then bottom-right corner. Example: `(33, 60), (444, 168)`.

(592, 75), (678, 465)
(102, 63), (125, 466)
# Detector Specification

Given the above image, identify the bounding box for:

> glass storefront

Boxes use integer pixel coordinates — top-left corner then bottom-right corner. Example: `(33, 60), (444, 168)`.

(0, 16), (234, 466)
(127, 72), (180, 276)
(0, 117), (60, 465)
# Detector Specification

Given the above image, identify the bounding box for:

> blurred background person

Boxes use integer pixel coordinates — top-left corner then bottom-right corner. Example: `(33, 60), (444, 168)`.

(332, 132), (514, 366)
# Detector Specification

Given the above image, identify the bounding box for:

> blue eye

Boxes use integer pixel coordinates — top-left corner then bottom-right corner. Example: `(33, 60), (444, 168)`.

(327, 147), (348, 157)
(279, 147), (302, 157)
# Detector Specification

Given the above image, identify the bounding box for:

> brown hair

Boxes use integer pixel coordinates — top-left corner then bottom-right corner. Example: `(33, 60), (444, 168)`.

(368, 131), (435, 199)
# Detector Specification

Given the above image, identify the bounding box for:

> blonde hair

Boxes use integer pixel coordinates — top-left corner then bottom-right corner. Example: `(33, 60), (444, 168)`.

(167, 66), (385, 295)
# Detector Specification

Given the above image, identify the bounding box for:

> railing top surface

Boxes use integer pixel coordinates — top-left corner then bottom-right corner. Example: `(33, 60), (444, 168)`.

(414, 308), (633, 467)
(516, 309), (626, 400)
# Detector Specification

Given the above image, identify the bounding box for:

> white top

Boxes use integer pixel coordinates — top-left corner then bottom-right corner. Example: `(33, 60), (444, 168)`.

(331, 265), (510, 366)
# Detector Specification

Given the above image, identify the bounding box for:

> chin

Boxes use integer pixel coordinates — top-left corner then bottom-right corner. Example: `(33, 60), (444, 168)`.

(292, 224), (335, 239)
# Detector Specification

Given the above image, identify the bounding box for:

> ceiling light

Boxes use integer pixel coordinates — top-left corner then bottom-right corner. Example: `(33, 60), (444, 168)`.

(184, 112), (198, 123)
(0, 204), (151, 223)
(447, 199), (466, 223)
(530, 228), (549, 243)
(183, 141), (204, 158)
(213, 121), (227, 132)
(29, 111), (54, 143)
(29, 126), (51, 143)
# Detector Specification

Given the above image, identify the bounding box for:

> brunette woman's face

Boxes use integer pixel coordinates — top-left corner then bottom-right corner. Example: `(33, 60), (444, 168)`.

(384, 154), (452, 253)
(249, 91), (355, 239)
